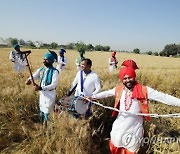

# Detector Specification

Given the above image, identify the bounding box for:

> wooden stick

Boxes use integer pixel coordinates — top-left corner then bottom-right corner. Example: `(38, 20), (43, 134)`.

(23, 51), (35, 86)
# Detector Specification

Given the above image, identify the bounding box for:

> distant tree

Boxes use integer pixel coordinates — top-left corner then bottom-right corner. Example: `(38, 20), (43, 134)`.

(103, 46), (110, 51)
(50, 42), (58, 49)
(66, 43), (75, 49)
(177, 44), (180, 55)
(133, 48), (140, 54)
(10, 38), (18, 46)
(43, 43), (51, 49)
(162, 44), (178, 57)
(19, 39), (26, 46)
(94, 45), (103, 51)
(159, 51), (165, 56)
(154, 52), (159, 56)
(86, 44), (94, 51)
(28, 41), (36, 48)
(59, 45), (67, 49)
(147, 51), (152, 55)
(75, 42), (86, 55)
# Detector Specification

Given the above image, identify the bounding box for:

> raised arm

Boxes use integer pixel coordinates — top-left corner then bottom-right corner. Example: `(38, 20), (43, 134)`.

(147, 87), (180, 106)
(93, 88), (116, 99)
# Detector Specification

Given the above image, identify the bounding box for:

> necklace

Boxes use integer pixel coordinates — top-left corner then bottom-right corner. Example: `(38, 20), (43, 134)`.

(124, 89), (133, 111)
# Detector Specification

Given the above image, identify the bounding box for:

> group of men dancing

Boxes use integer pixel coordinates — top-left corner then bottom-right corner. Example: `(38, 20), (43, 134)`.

(9, 45), (180, 154)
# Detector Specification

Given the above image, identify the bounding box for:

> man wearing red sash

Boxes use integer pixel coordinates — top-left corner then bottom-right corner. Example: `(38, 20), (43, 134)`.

(91, 64), (180, 154)
(109, 51), (118, 72)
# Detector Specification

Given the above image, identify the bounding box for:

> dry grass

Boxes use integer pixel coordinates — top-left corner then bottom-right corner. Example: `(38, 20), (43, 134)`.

(0, 48), (180, 154)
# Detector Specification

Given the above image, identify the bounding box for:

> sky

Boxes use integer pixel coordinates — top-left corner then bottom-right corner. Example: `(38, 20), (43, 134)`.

(1, 0), (180, 52)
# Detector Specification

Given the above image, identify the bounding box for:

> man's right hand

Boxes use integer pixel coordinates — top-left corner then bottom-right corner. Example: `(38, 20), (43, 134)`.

(26, 79), (31, 85)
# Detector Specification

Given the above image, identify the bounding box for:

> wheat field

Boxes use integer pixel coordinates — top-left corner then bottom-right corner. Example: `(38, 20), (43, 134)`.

(0, 48), (180, 154)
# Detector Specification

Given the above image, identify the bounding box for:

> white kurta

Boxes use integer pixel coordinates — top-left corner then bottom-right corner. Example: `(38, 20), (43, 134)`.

(109, 58), (117, 72)
(9, 50), (27, 72)
(93, 86), (180, 152)
(29, 67), (59, 114)
(56, 55), (67, 71)
(69, 71), (101, 97)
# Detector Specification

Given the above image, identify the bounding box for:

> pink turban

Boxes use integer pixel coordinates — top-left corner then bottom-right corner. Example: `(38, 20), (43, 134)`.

(121, 59), (139, 70)
(119, 67), (136, 81)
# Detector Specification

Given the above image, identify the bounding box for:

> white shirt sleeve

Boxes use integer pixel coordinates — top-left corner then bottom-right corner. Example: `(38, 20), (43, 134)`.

(147, 86), (180, 106)
(9, 51), (15, 61)
(56, 56), (61, 71)
(91, 75), (101, 95)
(28, 68), (41, 81)
(69, 72), (79, 92)
(93, 88), (115, 99)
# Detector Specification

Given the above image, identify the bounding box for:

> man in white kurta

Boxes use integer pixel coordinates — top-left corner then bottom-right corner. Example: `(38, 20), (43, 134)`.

(26, 52), (59, 126)
(109, 51), (118, 72)
(56, 49), (67, 71)
(9, 44), (27, 73)
(92, 67), (180, 154)
(68, 58), (101, 117)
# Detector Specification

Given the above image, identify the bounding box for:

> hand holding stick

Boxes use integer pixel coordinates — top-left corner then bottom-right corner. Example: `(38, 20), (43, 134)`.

(22, 50), (35, 86)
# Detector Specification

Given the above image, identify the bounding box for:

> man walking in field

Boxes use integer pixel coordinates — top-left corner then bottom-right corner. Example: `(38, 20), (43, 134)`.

(89, 65), (180, 154)
(26, 52), (59, 128)
(9, 44), (27, 73)
(67, 58), (101, 118)
(56, 49), (67, 71)
(109, 51), (118, 72)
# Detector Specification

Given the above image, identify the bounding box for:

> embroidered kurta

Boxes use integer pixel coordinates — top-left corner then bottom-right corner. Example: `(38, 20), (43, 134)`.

(69, 71), (101, 97)
(56, 55), (67, 71)
(9, 50), (27, 72)
(29, 67), (59, 114)
(93, 86), (180, 152)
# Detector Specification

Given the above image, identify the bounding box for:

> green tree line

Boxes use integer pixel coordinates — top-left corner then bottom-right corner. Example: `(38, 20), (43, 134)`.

(2, 37), (180, 57)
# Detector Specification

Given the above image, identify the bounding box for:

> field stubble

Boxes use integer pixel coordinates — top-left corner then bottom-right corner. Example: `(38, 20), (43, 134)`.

(0, 48), (179, 154)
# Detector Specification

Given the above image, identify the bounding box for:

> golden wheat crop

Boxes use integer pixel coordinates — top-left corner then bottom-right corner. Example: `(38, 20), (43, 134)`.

(0, 48), (179, 154)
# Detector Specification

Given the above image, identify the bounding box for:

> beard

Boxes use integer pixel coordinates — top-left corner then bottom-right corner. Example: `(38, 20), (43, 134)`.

(124, 80), (135, 90)
(43, 61), (51, 67)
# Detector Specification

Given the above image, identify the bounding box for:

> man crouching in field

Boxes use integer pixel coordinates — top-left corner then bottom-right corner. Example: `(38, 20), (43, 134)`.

(26, 52), (59, 128)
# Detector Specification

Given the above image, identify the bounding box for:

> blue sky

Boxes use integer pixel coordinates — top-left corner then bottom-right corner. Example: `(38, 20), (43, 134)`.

(1, 0), (180, 52)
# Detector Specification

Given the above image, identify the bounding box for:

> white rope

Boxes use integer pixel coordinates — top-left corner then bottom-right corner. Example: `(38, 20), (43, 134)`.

(79, 96), (180, 118)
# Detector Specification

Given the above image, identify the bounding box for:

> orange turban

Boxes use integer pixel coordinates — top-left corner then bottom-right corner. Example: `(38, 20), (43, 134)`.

(121, 59), (139, 70)
(119, 67), (136, 81)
